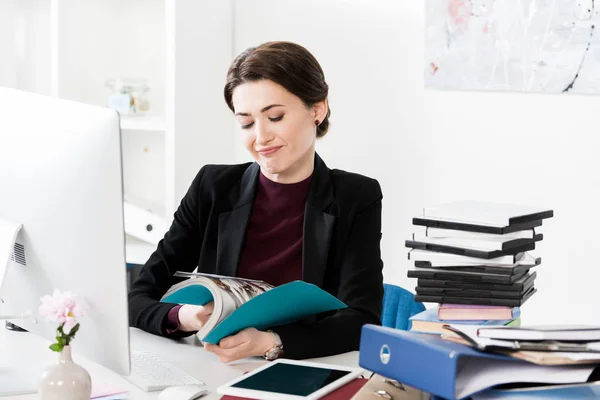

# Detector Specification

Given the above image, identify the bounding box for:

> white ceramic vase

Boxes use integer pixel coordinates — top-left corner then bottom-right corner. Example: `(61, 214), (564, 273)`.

(38, 345), (92, 400)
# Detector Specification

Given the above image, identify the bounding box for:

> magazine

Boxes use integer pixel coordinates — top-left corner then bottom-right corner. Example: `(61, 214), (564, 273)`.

(160, 272), (346, 344)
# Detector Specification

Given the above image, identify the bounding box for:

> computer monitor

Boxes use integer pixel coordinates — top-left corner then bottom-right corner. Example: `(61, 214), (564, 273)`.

(0, 87), (130, 377)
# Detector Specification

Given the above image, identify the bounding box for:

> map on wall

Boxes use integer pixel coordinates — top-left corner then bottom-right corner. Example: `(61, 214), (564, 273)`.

(425, 0), (600, 94)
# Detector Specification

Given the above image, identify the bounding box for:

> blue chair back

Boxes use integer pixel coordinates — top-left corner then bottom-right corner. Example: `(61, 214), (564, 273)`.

(382, 283), (425, 330)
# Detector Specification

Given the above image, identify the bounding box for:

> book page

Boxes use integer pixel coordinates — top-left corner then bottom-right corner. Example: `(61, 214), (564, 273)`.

(194, 281), (232, 342)
(172, 273), (273, 341)
(206, 277), (273, 308)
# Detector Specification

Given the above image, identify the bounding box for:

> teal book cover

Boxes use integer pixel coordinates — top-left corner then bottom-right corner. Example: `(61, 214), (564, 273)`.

(160, 274), (346, 344)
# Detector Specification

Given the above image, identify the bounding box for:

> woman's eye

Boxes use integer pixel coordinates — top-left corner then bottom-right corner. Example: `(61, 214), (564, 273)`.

(241, 122), (254, 130)
(269, 115), (284, 122)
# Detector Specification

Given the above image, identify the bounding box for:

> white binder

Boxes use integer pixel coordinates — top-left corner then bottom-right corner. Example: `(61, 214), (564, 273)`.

(123, 198), (168, 245)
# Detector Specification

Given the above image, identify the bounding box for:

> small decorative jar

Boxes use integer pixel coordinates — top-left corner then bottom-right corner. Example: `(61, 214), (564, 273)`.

(105, 78), (151, 116)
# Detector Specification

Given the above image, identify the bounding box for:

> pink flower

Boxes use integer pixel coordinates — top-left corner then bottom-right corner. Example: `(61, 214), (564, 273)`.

(39, 289), (83, 333)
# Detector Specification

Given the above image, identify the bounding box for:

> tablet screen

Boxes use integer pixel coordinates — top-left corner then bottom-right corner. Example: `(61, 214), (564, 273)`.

(231, 363), (351, 396)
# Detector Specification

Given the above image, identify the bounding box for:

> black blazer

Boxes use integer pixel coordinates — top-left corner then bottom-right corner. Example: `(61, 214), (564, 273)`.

(128, 154), (384, 359)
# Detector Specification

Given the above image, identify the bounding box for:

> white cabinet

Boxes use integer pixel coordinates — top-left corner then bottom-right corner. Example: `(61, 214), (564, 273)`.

(2, 0), (236, 264)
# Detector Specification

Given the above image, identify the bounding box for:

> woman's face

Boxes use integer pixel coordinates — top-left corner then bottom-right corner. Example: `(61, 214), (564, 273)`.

(232, 79), (326, 183)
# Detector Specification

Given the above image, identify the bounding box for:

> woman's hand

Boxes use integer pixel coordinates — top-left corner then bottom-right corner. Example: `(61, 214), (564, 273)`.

(177, 302), (214, 332)
(204, 328), (275, 363)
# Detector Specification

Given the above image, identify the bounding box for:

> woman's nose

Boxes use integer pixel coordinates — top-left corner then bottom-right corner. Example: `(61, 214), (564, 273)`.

(255, 121), (274, 145)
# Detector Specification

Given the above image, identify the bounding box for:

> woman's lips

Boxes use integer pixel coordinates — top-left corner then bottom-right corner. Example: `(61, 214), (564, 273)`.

(257, 146), (282, 157)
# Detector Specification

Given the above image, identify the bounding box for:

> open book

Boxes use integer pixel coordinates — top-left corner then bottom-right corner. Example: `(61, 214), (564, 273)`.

(160, 272), (346, 344)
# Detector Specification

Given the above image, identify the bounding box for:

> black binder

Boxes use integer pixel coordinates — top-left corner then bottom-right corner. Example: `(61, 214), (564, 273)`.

(414, 260), (539, 276)
(415, 285), (532, 299)
(405, 240), (535, 259)
(417, 272), (537, 292)
(407, 266), (528, 284)
(414, 287), (537, 307)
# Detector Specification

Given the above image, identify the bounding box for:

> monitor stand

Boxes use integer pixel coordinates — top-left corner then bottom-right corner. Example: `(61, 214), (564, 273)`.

(0, 217), (22, 288)
(0, 219), (27, 333)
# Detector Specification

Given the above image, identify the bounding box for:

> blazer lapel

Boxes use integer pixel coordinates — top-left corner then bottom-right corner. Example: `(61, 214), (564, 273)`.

(216, 163), (260, 277)
(303, 154), (336, 288)
(216, 155), (336, 285)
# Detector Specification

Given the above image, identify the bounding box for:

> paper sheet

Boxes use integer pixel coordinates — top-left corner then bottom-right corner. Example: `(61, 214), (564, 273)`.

(456, 358), (596, 399)
(90, 383), (128, 399)
(472, 382), (600, 400)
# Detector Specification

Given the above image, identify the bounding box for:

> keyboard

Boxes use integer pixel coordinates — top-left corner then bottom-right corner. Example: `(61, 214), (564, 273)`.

(125, 350), (205, 392)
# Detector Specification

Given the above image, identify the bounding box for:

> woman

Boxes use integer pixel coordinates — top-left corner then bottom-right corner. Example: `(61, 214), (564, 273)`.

(128, 41), (384, 362)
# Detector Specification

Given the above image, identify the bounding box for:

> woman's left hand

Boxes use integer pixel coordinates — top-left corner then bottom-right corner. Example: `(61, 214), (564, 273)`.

(204, 328), (275, 363)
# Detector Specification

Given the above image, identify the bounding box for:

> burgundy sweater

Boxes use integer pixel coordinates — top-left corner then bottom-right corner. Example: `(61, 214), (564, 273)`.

(164, 171), (312, 333)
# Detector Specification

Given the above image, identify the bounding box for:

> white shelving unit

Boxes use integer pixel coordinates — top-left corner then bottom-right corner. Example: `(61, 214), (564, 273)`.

(120, 116), (166, 132)
(3, 0), (236, 265)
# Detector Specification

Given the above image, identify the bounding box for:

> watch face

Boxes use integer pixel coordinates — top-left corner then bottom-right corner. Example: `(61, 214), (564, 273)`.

(265, 347), (283, 360)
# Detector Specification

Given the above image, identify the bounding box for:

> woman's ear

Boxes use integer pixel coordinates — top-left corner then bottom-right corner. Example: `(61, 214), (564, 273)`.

(312, 100), (328, 123)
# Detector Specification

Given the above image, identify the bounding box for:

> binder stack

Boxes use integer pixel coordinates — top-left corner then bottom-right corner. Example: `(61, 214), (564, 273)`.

(405, 201), (553, 325)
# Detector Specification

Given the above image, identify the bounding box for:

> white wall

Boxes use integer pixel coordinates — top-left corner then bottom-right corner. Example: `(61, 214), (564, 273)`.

(18, 0), (52, 95)
(56, 0), (165, 113)
(234, 0), (600, 325)
(0, 0), (18, 88)
(0, 0), (53, 95)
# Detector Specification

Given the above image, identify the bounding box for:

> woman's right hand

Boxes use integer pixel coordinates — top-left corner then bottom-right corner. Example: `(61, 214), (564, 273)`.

(178, 302), (214, 332)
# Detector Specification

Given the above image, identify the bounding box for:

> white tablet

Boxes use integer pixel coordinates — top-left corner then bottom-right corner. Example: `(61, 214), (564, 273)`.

(217, 359), (363, 400)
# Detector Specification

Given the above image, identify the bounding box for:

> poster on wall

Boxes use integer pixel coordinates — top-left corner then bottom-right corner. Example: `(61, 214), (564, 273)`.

(425, 0), (600, 94)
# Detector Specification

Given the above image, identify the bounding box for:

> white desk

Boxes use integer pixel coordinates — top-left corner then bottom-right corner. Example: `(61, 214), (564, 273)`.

(0, 325), (360, 400)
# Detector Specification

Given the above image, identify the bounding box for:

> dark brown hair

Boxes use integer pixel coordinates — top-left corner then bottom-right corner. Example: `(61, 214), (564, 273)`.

(224, 41), (331, 138)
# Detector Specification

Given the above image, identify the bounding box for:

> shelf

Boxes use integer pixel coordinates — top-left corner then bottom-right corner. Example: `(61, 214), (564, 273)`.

(125, 235), (156, 265)
(120, 116), (165, 132)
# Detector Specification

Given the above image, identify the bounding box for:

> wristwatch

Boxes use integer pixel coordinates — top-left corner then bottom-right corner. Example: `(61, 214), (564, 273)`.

(264, 330), (284, 361)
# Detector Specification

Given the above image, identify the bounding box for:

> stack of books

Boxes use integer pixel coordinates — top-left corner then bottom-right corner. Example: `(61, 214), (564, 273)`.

(405, 201), (553, 331)
(409, 305), (521, 335)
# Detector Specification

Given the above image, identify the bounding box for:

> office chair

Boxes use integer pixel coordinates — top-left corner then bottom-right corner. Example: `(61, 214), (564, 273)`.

(382, 283), (425, 330)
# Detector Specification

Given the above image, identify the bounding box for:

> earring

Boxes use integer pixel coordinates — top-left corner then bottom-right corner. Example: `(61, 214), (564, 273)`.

(315, 120), (320, 126)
